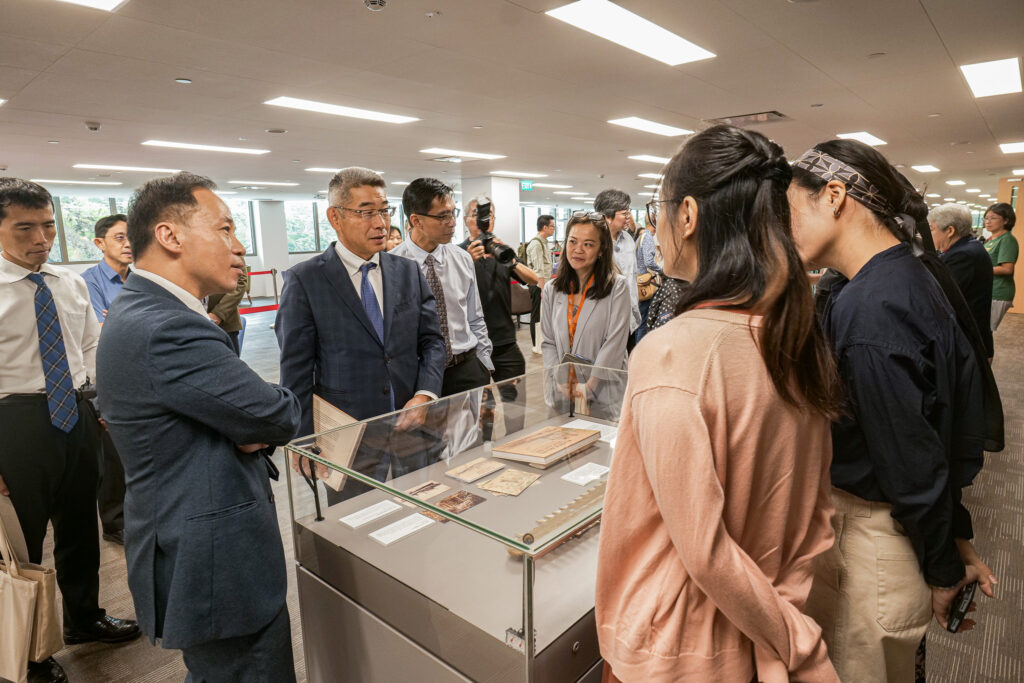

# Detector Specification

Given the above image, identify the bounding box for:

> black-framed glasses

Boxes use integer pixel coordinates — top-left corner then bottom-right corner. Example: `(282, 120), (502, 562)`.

(646, 199), (671, 228)
(415, 207), (462, 224)
(331, 205), (397, 221)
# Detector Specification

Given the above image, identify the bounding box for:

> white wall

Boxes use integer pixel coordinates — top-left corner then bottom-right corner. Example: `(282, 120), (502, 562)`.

(460, 175), (523, 246)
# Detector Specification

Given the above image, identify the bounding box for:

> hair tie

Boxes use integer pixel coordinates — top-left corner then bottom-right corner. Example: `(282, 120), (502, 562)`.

(761, 158), (793, 185)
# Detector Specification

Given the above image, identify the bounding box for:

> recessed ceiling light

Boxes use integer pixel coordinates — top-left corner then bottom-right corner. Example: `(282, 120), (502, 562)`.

(637, 173), (663, 179)
(643, 184), (660, 189)
(142, 140), (270, 155)
(0, 99), (6, 107)
(228, 180), (299, 186)
(490, 170), (549, 178)
(47, 140), (60, 144)
(959, 57), (1022, 98)
(1000, 142), (1024, 154)
(391, 181), (410, 186)
(1013, 169), (1024, 175)
(533, 183), (573, 189)
(925, 193), (941, 198)
(944, 197), (956, 201)
(264, 96), (419, 124)
(946, 179), (966, 185)
(1010, 178), (1023, 182)
(956, 200), (967, 204)
(638, 191), (656, 196)
(420, 147), (505, 160)
(979, 194), (992, 198)
(305, 167), (341, 173)
(554, 191), (583, 195)
(175, 78), (192, 85)
(628, 154), (671, 164)
(73, 163), (181, 173)
(836, 131), (887, 146)
(911, 165), (940, 173)
(966, 188), (981, 193)
(31, 178), (122, 185)
(546, 0), (715, 66)
(928, 113), (942, 118)
(608, 117), (692, 137)
(56, 0), (128, 10)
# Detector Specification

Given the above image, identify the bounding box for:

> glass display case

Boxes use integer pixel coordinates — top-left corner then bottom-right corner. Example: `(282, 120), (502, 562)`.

(285, 363), (627, 683)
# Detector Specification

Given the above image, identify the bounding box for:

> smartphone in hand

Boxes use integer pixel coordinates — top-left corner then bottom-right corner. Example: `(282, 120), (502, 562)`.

(946, 581), (977, 633)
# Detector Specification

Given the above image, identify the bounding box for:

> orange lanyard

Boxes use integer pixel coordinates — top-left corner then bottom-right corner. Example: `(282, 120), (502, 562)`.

(567, 274), (594, 350)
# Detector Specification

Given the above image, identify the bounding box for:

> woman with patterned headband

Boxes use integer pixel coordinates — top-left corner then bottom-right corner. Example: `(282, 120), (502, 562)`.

(788, 140), (994, 682)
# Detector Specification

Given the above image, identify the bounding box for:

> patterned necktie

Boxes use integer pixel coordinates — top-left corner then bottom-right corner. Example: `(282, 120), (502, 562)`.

(26, 273), (79, 432)
(423, 254), (453, 365)
(359, 263), (385, 343)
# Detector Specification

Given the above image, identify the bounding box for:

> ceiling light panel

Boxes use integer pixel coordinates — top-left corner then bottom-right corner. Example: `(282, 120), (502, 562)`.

(546, 1), (715, 66)
(490, 171), (549, 178)
(959, 57), (1022, 98)
(608, 117), (693, 137)
(0, 99), (6, 107)
(911, 165), (940, 173)
(966, 188), (981, 193)
(228, 180), (299, 186)
(637, 173), (664, 179)
(32, 179), (122, 185)
(1000, 142), (1024, 154)
(1013, 169), (1024, 175)
(264, 96), (419, 124)
(946, 179), (966, 185)
(629, 154), (671, 164)
(142, 140), (270, 155)
(836, 131), (887, 146)
(420, 148), (505, 160)
(74, 163), (181, 173)
(925, 193), (941, 198)
(56, 0), (127, 10)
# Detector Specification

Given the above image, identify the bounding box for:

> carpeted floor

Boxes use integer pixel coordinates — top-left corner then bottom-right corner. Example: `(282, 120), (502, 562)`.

(27, 308), (1024, 682)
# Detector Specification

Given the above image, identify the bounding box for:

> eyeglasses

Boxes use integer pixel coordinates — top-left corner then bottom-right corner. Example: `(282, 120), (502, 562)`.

(415, 208), (461, 224)
(332, 205), (396, 221)
(645, 199), (671, 228)
(569, 211), (608, 223)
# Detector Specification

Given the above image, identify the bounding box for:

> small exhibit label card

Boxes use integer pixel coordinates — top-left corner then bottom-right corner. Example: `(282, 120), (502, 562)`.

(369, 513), (435, 546)
(561, 462), (610, 486)
(339, 500), (402, 528)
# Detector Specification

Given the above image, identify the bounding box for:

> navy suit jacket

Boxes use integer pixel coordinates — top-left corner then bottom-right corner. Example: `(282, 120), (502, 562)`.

(96, 276), (301, 649)
(276, 244), (446, 435)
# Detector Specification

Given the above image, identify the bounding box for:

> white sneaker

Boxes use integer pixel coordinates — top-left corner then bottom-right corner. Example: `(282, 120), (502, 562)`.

(532, 344), (542, 355)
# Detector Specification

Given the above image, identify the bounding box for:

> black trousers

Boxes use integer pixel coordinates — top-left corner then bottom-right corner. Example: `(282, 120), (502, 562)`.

(482, 342), (526, 440)
(0, 394), (104, 631)
(441, 354), (491, 397)
(226, 330), (240, 356)
(182, 603), (295, 683)
(528, 285), (542, 346)
(97, 426), (126, 535)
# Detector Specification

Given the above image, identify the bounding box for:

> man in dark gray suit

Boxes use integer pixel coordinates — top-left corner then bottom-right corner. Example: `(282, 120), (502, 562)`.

(97, 173), (301, 682)
(276, 167), (446, 501)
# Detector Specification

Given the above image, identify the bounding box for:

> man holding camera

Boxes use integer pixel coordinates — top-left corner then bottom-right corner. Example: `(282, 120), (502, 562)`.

(460, 196), (539, 436)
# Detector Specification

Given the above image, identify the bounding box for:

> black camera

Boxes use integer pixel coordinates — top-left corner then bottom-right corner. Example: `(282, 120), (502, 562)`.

(476, 201), (492, 232)
(477, 230), (516, 265)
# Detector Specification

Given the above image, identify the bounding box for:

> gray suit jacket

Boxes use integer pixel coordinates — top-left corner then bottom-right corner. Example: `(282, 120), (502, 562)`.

(540, 274), (630, 371)
(97, 276), (301, 649)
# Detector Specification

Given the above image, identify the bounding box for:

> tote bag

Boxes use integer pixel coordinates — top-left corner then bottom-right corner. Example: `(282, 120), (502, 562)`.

(0, 496), (63, 677)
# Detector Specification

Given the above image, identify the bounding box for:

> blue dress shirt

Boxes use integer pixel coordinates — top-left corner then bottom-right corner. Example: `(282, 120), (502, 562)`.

(81, 260), (127, 322)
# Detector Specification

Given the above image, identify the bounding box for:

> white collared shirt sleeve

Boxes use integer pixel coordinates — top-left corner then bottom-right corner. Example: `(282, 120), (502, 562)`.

(465, 262), (494, 372)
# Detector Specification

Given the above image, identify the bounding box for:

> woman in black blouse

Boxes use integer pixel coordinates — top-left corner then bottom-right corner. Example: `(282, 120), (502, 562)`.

(787, 140), (994, 682)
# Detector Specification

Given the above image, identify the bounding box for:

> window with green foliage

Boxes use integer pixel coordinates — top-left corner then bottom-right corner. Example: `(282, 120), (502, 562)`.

(285, 201), (318, 253)
(224, 199), (256, 256)
(57, 196), (113, 262)
(317, 202), (334, 250)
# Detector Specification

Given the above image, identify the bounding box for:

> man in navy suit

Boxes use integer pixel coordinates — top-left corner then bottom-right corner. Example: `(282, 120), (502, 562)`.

(97, 173), (302, 682)
(276, 167), (446, 501)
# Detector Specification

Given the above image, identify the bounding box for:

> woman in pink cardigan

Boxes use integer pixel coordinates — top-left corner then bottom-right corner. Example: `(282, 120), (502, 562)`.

(595, 124), (843, 683)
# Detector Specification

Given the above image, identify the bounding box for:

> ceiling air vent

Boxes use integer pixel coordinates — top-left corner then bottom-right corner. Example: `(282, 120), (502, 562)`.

(709, 110), (789, 127)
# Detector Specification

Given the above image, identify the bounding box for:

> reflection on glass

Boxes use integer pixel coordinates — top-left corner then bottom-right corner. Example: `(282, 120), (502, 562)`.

(58, 196), (111, 261)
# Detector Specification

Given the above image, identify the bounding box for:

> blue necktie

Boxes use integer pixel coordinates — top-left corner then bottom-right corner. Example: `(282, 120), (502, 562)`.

(26, 273), (79, 433)
(359, 263), (394, 414)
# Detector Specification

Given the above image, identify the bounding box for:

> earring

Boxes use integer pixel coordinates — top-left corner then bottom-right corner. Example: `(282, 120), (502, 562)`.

(833, 207), (841, 218)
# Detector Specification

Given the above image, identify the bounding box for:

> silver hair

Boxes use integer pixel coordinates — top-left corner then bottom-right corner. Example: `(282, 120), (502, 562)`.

(928, 203), (973, 239)
(327, 167), (385, 206)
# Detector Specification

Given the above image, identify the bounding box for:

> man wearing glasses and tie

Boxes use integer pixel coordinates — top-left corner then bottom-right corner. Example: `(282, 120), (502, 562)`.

(391, 178), (495, 396)
(277, 167), (447, 500)
(0, 178), (140, 683)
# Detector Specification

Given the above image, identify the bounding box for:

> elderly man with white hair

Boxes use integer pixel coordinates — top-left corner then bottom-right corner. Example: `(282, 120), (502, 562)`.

(929, 203), (993, 359)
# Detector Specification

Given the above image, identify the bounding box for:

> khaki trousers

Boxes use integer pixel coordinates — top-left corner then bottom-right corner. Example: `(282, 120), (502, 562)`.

(806, 488), (932, 683)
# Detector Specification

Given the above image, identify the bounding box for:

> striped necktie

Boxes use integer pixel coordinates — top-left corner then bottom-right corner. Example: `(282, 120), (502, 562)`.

(26, 273), (79, 432)
(423, 254), (453, 365)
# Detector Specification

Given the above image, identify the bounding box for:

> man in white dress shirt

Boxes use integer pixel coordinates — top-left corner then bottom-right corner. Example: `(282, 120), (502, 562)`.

(0, 178), (140, 683)
(391, 178), (494, 396)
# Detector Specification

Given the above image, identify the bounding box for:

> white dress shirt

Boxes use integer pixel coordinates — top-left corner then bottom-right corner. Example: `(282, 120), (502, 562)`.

(389, 239), (494, 372)
(335, 241), (437, 401)
(612, 229), (641, 332)
(0, 255), (100, 398)
(334, 241), (383, 314)
(131, 268), (211, 319)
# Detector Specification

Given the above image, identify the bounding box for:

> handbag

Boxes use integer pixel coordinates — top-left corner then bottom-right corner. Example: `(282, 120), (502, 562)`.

(509, 280), (533, 315)
(637, 271), (661, 302)
(0, 496), (63, 682)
